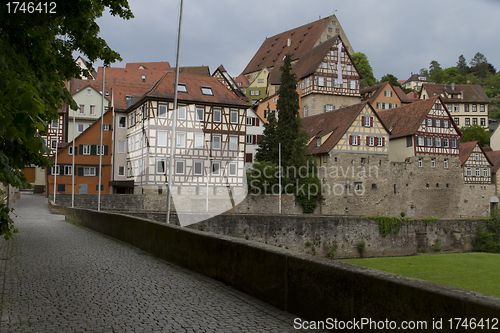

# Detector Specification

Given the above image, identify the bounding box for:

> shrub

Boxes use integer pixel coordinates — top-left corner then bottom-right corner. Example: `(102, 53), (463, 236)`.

(473, 216), (500, 252)
(357, 240), (366, 258)
(433, 238), (442, 252)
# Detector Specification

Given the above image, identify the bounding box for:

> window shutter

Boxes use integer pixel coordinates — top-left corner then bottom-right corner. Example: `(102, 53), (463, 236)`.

(245, 153), (253, 163)
(47, 167), (51, 175)
(74, 147), (78, 155)
(95, 168), (99, 176)
(252, 135), (256, 144)
(357, 136), (360, 145)
(104, 145), (108, 155)
(91, 145), (97, 155)
(349, 135), (353, 145)
(361, 116), (365, 126)
(78, 167), (83, 176)
(79, 144), (83, 155)
(366, 136), (369, 146)
(251, 118), (255, 126)
(370, 117), (373, 127)
(375, 136), (378, 145)
(382, 137), (386, 146)
(256, 118), (259, 126)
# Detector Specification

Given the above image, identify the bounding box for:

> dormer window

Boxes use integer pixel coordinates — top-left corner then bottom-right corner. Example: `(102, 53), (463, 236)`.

(177, 83), (187, 93)
(201, 86), (213, 96)
(316, 138), (321, 147)
(141, 75), (146, 81)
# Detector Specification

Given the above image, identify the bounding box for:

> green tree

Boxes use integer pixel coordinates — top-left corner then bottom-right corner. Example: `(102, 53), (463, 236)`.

(469, 52), (495, 79)
(460, 125), (490, 146)
(380, 73), (399, 87)
(255, 104), (278, 163)
(429, 60), (444, 83)
(351, 52), (376, 88)
(457, 54), (468, 76)
(0, 1), (134, 238)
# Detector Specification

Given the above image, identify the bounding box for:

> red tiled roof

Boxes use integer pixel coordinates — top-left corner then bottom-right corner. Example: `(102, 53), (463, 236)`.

(486, 150), (500, 173)
(242, 16), (332, 75)
(301, 103), (368, 154)
(376, 96), (461, 139)
(460, 141), (493, 166)
(360, 81), (389, 105)
(95, 67), (168, 84)
(112, 82), (158, 111)
(179, 66), (211, 76)
(422, 84), (490, 103)
(138, 72), (248, 108)
(125, 62), (171, 70)
(235, 74), (250, 88)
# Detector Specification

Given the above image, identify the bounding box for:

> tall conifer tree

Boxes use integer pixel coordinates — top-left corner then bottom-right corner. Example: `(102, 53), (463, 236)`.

(255, 103), (278, 162)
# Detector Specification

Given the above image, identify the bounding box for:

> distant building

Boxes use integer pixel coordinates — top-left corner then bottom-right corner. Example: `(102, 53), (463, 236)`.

(402, 74), (432, 91)
(360, 81), (402, 112)
(459, 141), (493, 184)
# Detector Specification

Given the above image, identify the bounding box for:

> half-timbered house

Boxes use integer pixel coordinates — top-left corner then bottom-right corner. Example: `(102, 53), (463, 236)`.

(360, 81), (402, 112)
(124, 72), (249, 217)
(301, 102), (391, 215)
(459, 141), (493, 184)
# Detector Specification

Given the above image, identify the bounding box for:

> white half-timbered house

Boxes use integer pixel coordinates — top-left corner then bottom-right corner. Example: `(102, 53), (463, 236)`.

(125, 72), (249, 220)
(459, 141), (493, 184)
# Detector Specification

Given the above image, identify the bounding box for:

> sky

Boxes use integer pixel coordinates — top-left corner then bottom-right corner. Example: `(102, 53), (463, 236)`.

(94, 0), (500, 82)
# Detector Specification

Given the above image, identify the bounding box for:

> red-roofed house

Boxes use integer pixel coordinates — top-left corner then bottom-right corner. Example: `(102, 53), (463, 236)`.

(124, 72), (249, 213)
(360, 81), (402, 112)
(459, 141), (493, 184)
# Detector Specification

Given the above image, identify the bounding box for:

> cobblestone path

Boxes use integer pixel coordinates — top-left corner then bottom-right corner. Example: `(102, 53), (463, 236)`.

(0, 194), (326, 332)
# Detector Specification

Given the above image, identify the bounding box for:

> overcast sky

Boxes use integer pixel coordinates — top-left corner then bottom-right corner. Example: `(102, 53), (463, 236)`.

(94, 0), (500, 82)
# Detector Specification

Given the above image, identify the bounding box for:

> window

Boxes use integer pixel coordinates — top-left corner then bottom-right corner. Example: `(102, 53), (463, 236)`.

(454, 104), (459, 112)
(346, 65), (353, 71)
(303, 106), (308, 117)
(156, 159), (166, 174)
(212, 161), (221, 176)
(384, 90), (393, 97)
(418, 158), (423, 168)
(51, 165), (60, 175)
(465, 104), (469, 112)
(64, 165), (72, 176)
(431, 158), (436, 168)
(103, 124), (110, 131)
(212, 134), (221, 150)
(177, 83), (187, 93)
(466, 167), (472, 176)
(406, 136), (412, 147)
(157, 131), (168, 147)
(228, 162), (237, 177)
(348, 80), (358, 89)
(316, 77), (326, 86)
(246, 117), (253, 125)
(84, 167), (96, 176)
(377, 137), (384, 147)
(51, 120), (58, 128)
(175, 160), (185, 175)
(434, 138), (441, 147)
(193, 161), (203, 176)
(86, 88), (92, 96)
(96, 145), (105, 155)
(480, 104), (485, 112)
(475, 153), (480, 161)
(443, 120), (449, 128)
(246, 135), (253, 144)
(229, 135), (238, 151)
(176, 132), (186, 148)
(350, 135), (359, 146)
(201, 86), (213, 95)
(324, 104), (335, 113)
(442, 138), (449, 147)
(425, 137), (433, 147)
(213, 109), (222, 123)
(79, 105), (85, 115)
(426, 118), (432, 127)
(476, 168), (481, 177)
(230, 110), (239, 124)
(316, 138), (322, 147)
(450, 139), (457, 148)
(444, 158), (448, 169)
(364, 116), (372, 127)
(90, 105), (96, 116)
(77, 123), (84, 133)
(472, 118), (477, 125)
(195, 133), (204, 149)
(435, 103), (442, 110)
(158, 104), (168, 118)
(481, 118), (486, 126)
(321, 62), (329, 69)
(454, 118), (459, 126)
(484, 168), (489, 177)
(118, 166), (125, 176)
(417, 136), (425, 146)
(178, 106), (186, 120)
(82, 144), (91, 155)
(447, 105), (452, 112)
(196, 107), (204, 121)
(118, 141), (126, 153)
(68, 146), (74, 156)
(118, 116), (126, 128)
(472, 104), (477, 112)
(465, 118), (470, 126)
(368, 136), (375, 147)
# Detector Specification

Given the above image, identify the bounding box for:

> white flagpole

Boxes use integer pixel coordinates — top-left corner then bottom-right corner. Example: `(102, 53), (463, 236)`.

(167, 0), (183, 224)
(337, 41), (343, 87)
(72, 106), (75, 208)
(53, 119), (59, 204)
(279, 142), (281, 214)
(98, 66), (105, 211)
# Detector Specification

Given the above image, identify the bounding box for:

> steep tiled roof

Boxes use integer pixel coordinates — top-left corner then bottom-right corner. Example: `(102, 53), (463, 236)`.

(377, 96), (444, 139)
(360, 81), (389, 104)
(422, 84), (490, 103)
(486, 150), (500, 173)
(134, 72), (248, 109)
(459, 141), (478, 165)
(393, 86), (418, 104)
(125, 62), (171, 70)
(242, 16), (332, 75)
(179, 66), (211, 76)
(95, 67), (168, 84)
(112, 82), (157, 111)
(402, 74), (432, 85)
(235, 74), (250, 88)
(301, 103), (367, 154)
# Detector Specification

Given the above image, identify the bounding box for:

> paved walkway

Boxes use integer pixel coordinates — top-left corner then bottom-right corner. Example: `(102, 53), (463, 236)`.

(0, 194), (326, 332)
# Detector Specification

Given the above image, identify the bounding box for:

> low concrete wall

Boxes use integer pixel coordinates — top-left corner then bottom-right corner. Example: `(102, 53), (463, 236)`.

(64, 207), (500, 330)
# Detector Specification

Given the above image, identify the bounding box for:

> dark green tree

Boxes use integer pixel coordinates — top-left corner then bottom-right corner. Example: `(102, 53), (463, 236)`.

(469, 52), (495, 79)
(429, 60), (444, 83)
(255, 104), (278, 163)
(351, 52), (376, 88)
(380, 74), (399, 87)
(460, 125), (490, 146)
(0, 0), (134, 238)
(457, 54), (468, 76)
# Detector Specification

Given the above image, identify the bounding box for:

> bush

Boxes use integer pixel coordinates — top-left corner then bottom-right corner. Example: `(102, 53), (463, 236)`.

(473, 215), (500, 252)
(357, 240), (366, 258)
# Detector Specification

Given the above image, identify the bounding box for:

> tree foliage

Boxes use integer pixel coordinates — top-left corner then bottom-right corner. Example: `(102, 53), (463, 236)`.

(0, 0), (133, 238)
(460, 125), (490, 146)
(255, 104), (278, 163)
(351, 52), (376, 88)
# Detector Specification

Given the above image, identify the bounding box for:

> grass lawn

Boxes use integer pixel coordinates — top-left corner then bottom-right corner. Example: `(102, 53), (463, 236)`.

(340, 252), (500, 298)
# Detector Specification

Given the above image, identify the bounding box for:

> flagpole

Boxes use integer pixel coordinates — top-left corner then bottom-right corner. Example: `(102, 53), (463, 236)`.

(166, 0), (183, 224)
(279, 142), (281, 214)
(72, 105), (75, 207)
(98, 66), (105, 211)
(53, 121), (59, 204)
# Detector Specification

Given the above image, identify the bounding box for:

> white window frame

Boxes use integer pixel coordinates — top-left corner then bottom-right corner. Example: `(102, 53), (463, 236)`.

(175, 159), (185, 175)
(96, 144), (105, 156)
(418, 136), (424, 146)
(377, 137), (384, 147)
(246, 135), (253, 144)
(212, 134), (221, 150)
(64, 165), (72, 176)
(476, 168), (481, 177)
(176, 132), (186, 148)
(431, 158), (436, 168)
(118, 116), (126, 128)
(68, 146), (73, 155)
(368, 136), (374, 147)
(211, 161), (221, 176)
(82, 144), (91, 155)
(484, 168), (489, 177)
(86, 88), (92, 96)
(194, 133), (204, 149)
(156, 159), (166, 174)
(196, 107), (204, 121)
(79, 105), (85, 115)
(178, 106), (187, 120)
(418, 158), (423, 168)
(52, 165), (60, 175)
(229, 135), (238, 151)
(193, 160), (203, 176)
(230, 110), (239, 124)
(84, 167), (96, 176)
(228, 161), (237, 177)
(77, 123), (84, 133)
(466, 167), (472, 176)
(118, 166), (125, 176)
(213, 109), (222, 123)
(90, 105), (96, 116)
(352, 136), (359, 146)
(158, 104), (168, 118)
(201, 86), (213, 96)
(158, 131), (168, 147)
(118, 141), (126, 154)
